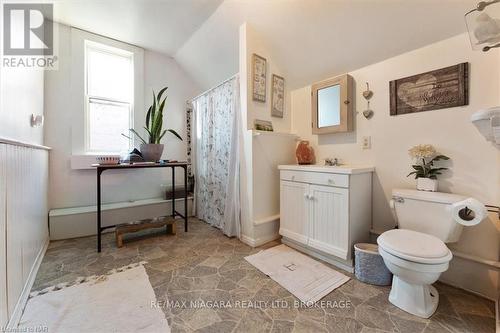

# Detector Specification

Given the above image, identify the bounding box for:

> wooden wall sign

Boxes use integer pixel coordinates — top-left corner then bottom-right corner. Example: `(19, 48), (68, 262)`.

(389, 63), (468, 116)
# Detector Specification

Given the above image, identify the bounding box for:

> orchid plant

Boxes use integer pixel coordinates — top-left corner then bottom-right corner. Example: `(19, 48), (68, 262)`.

(407, 144), (450, 179)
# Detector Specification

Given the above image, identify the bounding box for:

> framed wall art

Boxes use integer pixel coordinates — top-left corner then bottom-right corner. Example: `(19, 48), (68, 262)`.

(252, 53), (267, 102)
(271, 74), (285, 118)
(389, 63), (469, 116)
(254, 119), (273, 131)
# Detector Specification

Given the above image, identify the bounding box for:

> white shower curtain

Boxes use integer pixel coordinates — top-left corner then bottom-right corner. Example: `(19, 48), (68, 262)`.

(191, 76), (240, 237)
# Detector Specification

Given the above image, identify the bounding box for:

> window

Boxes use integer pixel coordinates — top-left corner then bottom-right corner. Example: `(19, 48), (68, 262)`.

(85, 41), (133, 153)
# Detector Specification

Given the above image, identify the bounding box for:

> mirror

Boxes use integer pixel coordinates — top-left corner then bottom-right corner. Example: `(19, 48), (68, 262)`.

(318, 85), (341, 127)
(312, 74), (353, 134)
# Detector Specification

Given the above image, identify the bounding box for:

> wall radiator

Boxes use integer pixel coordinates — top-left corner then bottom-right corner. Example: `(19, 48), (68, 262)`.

(0, 141), (49, 328)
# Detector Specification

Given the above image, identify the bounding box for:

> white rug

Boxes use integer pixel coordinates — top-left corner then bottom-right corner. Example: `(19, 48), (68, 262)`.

(245, 244), (350, 304)
(19, 263), (170, 333)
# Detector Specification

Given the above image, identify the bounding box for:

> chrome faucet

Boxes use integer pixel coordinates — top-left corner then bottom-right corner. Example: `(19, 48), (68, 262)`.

(325, 158), (340, 166)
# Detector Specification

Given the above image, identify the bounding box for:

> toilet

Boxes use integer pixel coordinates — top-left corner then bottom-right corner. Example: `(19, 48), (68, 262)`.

(377, 189), (469, 318)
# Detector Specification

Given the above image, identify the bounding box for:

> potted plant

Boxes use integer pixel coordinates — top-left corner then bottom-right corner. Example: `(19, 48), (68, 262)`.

(407, 144), (449, 192)
(124, 87), (182, 161)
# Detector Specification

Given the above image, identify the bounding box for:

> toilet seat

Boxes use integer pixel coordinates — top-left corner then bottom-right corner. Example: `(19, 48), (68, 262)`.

(378, 247), (450, 273)
(378, 229), (452, 264)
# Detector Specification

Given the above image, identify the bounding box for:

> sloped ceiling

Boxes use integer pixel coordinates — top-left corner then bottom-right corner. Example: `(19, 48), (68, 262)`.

(52, 0), (224, 55)
(174, 0), (478, 90)
(52, 0), (479, 92)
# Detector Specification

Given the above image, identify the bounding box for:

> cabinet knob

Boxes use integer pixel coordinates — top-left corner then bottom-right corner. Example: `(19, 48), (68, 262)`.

(304, 193), (310, 199)
(291, 176), (296, 181)
(328, 179), (335, 184)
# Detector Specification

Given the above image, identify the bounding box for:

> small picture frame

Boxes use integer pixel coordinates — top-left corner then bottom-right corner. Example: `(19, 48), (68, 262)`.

(252, 54), (267, 102)
(271, 74), (285, 118)
(254, 119), (273, 132)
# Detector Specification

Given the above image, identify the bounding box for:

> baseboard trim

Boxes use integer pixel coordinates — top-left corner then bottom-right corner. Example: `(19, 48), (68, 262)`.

(240, 233), (280, 248)
(438, 276), (497, 302)
(496, 296), (499, 332)
(240, 234), (254, 247)
(50, 198), (194, 240)
(7, 237), (49, 329)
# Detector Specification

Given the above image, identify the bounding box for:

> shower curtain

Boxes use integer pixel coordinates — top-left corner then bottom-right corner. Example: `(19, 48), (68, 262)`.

(190, 75), (240, 237)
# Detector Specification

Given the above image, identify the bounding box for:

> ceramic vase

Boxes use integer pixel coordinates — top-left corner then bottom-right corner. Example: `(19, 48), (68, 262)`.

(416, 178), (438, 192)
(140, 144), (164, 162)
(296, 140), (315, 165)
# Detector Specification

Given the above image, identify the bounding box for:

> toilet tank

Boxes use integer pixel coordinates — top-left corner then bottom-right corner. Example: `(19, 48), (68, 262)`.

(391, 189), (467, 243)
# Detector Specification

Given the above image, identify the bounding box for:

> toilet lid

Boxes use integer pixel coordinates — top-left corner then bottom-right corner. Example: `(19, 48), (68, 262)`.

(377, 229), (452, 264)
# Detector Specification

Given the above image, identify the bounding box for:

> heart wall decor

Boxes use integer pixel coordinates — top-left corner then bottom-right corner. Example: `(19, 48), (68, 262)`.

(389, 63), (469, 116)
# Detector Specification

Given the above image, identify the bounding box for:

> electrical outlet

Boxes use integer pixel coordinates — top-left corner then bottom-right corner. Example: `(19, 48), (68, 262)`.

(362, 136), (371, 149)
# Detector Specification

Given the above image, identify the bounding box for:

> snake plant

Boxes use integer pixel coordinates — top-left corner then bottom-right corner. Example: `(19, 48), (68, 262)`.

(124, 87), (182, 144)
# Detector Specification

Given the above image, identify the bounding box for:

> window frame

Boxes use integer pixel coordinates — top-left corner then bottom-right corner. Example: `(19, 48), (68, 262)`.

(84, 40), (135, 154)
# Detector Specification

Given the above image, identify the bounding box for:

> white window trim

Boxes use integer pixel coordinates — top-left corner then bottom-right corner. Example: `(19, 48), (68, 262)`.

(70, 28), (144, 157)
(84, 40), (134, 154)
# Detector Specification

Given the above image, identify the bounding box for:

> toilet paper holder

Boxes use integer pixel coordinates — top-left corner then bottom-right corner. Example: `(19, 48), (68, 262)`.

(460, 204), (499, 220)
(485, 204), (500, 219)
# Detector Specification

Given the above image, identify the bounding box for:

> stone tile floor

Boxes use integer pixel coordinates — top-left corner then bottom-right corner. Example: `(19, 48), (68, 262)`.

(33, 218), (496, 333)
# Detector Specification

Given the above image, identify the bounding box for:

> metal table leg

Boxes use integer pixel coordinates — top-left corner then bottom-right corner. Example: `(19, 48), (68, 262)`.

(172, 167), (175, 218)
(184, 165), (188, 232)
(97, 168), (103, 252)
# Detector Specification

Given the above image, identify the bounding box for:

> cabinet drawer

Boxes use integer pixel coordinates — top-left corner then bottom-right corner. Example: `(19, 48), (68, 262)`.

(280, 170), (349, 188)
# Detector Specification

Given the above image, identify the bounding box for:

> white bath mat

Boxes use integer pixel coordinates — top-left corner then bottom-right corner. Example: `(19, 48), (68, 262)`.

(19, 263), (170, 333)
(245, 244), (350, 304)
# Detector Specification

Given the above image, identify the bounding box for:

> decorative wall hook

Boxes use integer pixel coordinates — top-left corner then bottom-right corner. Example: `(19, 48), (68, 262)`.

(30, 114), (44, 127)
(363, 82), (373, 100)
(362, 82), (374, 119)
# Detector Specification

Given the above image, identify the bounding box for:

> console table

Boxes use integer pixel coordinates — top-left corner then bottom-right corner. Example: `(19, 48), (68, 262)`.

(93, 162), (189, 252)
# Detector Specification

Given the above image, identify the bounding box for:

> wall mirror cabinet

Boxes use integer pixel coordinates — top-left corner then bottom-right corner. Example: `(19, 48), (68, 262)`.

(311, 74), (353, 134)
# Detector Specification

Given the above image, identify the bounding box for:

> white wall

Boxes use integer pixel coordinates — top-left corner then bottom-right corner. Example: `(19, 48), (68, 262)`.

(238, 23), (253, 239)
(44, 23), (200, 210)
(0, 67), (44, 145)
(0, 13), (49, 328)
(0, 68), (48, 327)
(251, 132), (297, 245)
(238, 23), (297, 246)
(242, 24), (290, 133)
(290, 33), (500, 299)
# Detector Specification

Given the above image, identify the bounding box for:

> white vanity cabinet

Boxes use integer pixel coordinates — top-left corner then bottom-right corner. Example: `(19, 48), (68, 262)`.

(278, 165), (374, 272)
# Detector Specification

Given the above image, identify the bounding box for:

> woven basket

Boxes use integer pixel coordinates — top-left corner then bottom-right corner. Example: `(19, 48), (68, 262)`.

(354, 243), (392, 286)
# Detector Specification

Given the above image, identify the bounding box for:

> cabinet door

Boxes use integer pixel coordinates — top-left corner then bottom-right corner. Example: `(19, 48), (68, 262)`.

(280, 180), (309, 245)
(308, 184), (349, 259)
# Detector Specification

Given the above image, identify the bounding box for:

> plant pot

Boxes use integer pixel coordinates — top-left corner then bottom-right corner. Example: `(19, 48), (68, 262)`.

(416, 178), (438, 192)
(140, 144), (164, 162)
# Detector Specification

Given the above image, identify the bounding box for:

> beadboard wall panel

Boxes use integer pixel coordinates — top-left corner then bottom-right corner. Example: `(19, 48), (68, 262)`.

(6, 145), (23, 315)
(1, 143), (49, 323)
(0, 145), (7, 327)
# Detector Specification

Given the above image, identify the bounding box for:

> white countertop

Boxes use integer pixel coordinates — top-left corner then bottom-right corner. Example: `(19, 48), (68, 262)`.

(278, 164), (375, 174)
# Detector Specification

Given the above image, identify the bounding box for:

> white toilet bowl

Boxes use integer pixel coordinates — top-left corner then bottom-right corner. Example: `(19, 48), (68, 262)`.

(377, 229), (453, 318)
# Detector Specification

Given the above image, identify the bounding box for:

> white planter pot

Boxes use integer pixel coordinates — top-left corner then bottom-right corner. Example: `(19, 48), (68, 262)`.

(140, 144), (164, 162)
(416, 178), (438, 192)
